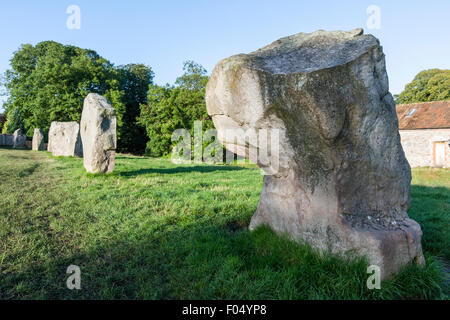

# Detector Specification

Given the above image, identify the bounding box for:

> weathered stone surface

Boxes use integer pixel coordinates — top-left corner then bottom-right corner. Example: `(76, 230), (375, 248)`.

(80, 93), (117, 173)
(32, 128), (45, 151)
(13, 129), (26, 149)
(47, 122), (83, 157)
(205, 29), (425, 278)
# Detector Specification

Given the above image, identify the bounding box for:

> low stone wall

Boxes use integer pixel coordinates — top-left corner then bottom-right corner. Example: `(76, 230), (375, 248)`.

(0, 134), (14, 146)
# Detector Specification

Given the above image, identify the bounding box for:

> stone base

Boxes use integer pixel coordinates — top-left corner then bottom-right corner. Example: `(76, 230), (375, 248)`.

(84, 149), (116, 174)
(249, 174), (425, 279)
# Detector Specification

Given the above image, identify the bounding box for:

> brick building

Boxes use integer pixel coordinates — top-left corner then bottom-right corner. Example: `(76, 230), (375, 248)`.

(396, 100), (450, 168)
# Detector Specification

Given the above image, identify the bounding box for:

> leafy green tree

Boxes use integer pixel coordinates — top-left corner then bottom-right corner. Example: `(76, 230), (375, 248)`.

(116, 64), (154, 154)
(2, 41), (124, 138)
(175, 61), (208, 90)
(139, 61), (213, 157)
(397, 69), (450, 104)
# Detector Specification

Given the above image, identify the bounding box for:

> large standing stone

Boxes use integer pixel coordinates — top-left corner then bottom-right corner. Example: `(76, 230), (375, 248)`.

(32, 128), (45, 151)
(13, 129), (26, 149)
(205, 29), (425, 278)
(80, 93), (117, 173)
(47, 122), (83, 157)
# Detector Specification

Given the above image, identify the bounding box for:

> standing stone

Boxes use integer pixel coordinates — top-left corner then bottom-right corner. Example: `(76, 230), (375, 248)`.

(32, 128), (45, 151)
(205, 29), (424, 278)
(0, 134), (14, 147)
(47, 122), (83, 157)
(80, 93), (117, 173)
(47, 123), (54, 153)
(13, 129), (26, 149)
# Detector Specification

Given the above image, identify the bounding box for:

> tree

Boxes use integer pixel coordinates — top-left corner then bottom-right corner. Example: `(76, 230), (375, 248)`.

(397, 69), (450, 104)
(116, 64), (154, 154)
(139, 61), (213, 157)
(2, 41), (124, 139)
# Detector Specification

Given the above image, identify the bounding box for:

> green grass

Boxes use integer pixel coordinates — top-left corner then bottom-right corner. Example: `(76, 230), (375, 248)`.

(0, 148), (448, 299)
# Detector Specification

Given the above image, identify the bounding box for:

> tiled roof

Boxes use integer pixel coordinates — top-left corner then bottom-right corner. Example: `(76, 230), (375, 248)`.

(396, 100), (450, 130)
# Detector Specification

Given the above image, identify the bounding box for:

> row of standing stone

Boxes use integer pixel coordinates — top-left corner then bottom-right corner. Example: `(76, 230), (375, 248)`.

(31, 93), (117, 174)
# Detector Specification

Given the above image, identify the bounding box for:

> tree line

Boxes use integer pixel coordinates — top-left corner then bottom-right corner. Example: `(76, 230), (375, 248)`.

(395, 69), (450, 104)
(0, 41), (211, 155)
(1, 41), (448, 155)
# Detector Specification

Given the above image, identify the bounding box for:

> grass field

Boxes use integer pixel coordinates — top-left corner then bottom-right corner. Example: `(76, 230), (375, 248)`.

(0, 148), (448, 299)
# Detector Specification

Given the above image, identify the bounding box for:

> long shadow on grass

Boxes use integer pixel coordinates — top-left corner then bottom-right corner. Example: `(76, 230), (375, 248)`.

(0, 220), (369, 300)
(118, 165), (247, 177)
(411, 185), (450, 201)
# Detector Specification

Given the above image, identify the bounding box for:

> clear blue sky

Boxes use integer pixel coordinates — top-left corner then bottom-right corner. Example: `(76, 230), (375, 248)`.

(1, 0), (449, 111)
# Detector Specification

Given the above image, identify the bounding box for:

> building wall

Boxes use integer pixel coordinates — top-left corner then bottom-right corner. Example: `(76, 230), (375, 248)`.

(399, 129), (450, 167)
